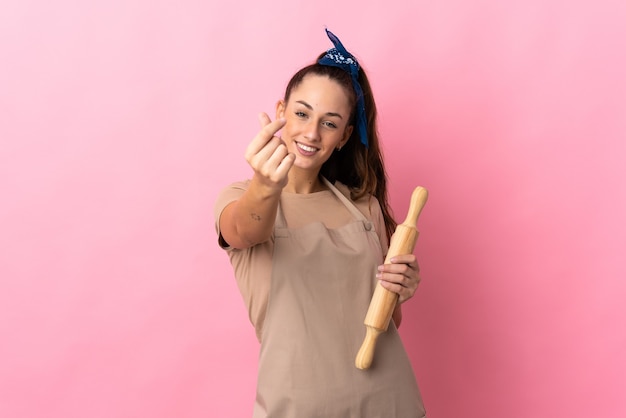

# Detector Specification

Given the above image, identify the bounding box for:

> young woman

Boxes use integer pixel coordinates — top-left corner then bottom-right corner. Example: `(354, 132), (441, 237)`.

(214, 29), (426, 417)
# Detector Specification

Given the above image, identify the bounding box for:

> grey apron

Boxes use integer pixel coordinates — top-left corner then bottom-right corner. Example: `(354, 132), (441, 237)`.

(253, 178), (425, 418)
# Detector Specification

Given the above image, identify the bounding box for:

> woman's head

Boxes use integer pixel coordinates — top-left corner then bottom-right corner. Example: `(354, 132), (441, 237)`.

(281, 53), (397, 240)
(276, 72), (355, 173)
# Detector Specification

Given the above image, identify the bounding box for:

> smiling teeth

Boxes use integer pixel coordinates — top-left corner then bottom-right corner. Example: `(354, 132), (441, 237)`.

(298, 143), (317, 152)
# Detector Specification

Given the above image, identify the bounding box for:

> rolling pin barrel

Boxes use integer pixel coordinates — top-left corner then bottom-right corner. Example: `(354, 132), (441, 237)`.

(355, 186), (428, 370)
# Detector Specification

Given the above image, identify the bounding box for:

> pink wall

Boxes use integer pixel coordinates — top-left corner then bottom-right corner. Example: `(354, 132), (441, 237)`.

(1, 1), (624, 417)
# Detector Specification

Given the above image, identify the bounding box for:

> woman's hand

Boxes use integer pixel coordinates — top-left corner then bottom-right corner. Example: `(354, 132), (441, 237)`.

(376, 254), (421, 304)
(245, 113), (295, 192)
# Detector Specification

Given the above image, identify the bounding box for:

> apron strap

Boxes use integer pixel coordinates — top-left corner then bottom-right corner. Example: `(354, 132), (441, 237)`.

(321, 177), (370, 223)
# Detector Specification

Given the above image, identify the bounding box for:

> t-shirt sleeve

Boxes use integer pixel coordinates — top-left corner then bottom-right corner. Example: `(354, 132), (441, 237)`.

(213, 180), (250, 250)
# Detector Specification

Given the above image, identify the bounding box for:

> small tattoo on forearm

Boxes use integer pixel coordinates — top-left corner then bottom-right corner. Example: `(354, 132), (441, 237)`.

(250, 213), (261, 221)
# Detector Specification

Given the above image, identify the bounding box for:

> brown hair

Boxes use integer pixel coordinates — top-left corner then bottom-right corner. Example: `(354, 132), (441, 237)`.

(283, 56), (397, 241)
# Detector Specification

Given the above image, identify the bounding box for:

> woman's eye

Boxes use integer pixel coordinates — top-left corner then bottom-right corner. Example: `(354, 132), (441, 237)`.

(295, 111), (306, 118)
(323, 121), (337, 129)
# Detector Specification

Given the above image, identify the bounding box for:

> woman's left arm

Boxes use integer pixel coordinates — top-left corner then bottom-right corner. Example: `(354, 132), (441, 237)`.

(376, 254), (421, 329)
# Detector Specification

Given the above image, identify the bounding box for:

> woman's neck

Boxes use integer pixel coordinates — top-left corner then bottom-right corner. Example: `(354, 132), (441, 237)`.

(284, 169), (326, 194)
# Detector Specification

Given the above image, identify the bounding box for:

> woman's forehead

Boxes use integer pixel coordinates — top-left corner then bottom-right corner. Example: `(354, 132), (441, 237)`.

(288, 75), (352, 111)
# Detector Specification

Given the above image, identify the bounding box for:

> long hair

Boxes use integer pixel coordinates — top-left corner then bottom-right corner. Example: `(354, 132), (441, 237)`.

(283, 57), (397, 241)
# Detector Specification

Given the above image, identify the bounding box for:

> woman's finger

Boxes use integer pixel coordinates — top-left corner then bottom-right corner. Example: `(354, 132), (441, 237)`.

(261, 143), (293, 178)
(274, 151), (296, 179)
(245, 117), (286, 159)
(388, 254), (417, 268)
(258, 112), (272, 128)
(379, 280), (415, 304)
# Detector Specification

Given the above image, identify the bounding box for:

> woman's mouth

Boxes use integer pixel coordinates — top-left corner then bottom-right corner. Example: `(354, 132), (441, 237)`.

(296, 142), (319, 156)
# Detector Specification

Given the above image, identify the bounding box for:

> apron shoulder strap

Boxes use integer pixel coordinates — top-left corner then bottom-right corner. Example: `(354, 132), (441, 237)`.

(321, 177), (370, 223)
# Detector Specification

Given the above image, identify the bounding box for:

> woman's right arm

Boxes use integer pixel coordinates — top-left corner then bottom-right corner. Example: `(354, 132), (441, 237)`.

(219, 114), (295, 249)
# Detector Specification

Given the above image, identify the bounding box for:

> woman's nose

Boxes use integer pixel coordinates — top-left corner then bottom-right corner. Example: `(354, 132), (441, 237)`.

(304, 120), (321, 141)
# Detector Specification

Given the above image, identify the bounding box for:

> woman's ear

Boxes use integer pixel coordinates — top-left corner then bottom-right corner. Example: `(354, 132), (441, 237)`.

(275, 100), (286, 120)
(341, 125), (354, 148)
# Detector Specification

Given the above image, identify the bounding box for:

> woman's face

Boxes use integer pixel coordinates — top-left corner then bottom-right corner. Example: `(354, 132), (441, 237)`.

(277, 74), (354, 173)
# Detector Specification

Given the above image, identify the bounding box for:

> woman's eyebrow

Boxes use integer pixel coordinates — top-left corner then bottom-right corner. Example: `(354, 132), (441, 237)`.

(295, 100), (343, 119)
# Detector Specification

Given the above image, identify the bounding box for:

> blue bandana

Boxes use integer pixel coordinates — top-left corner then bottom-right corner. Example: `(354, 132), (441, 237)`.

(317, 29), (368, 148)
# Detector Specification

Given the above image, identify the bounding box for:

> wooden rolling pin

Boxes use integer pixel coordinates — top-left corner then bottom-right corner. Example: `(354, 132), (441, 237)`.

(355, 186), (428, 370)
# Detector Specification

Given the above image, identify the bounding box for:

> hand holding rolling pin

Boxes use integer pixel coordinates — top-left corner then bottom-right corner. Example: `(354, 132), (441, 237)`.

(377, 254), (421, 305)
(356, 186), (428, 370)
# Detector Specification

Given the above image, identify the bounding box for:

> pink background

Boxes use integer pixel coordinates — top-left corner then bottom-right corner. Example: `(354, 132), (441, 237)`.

(1, 1), (625, 417)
